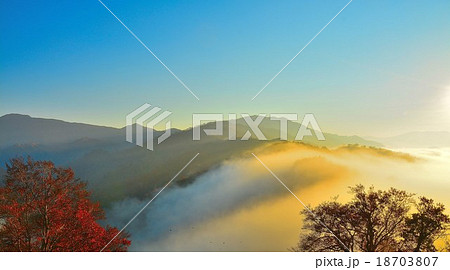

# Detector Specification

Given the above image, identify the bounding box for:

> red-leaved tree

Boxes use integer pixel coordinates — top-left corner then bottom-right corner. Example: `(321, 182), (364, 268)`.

(0, 157), (130, 251)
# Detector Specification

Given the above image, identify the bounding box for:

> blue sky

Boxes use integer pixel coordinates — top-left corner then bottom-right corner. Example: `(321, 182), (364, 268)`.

(1, 0), (449, 136)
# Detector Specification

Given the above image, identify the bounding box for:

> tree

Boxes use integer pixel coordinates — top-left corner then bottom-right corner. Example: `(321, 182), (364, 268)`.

(292, 185), (450, 252)
(402, 197), (450, 251)
(293, 201), (357, 252)
(0, 157), (130, 251)
(443, 237), (450, 252)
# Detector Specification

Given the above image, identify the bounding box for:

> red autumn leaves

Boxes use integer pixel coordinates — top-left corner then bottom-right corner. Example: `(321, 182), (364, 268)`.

(0, 157), (130, 251)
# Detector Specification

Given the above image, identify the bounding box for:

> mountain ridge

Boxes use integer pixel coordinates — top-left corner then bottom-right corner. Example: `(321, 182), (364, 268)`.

(0, 113), (381, 148)
(366, 131), (450, 148)
(1, 113), (425, 207)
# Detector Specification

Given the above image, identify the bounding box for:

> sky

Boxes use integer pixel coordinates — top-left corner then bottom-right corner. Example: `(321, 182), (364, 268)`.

(1, 0), (449, 136)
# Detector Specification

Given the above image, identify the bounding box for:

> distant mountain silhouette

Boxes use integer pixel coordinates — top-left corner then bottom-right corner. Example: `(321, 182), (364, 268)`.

(368, 131), (450, 148)
(0, 114), (182, 148)
(198, 116), (382, 148)
(0, 113), (382, 206)
(0, 113), (381, 148)
(0, 114), (122, 147)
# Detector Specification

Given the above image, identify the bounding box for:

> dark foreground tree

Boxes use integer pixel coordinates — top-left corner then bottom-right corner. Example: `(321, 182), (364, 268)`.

(403, 197), (450, 251)
(444, 237), (450, 252)
(0, 157), (130, 251)
(292, 185), (449, 252)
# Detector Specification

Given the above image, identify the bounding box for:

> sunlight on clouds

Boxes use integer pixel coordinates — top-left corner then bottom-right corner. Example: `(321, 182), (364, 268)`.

(112, 143), (450, 251)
